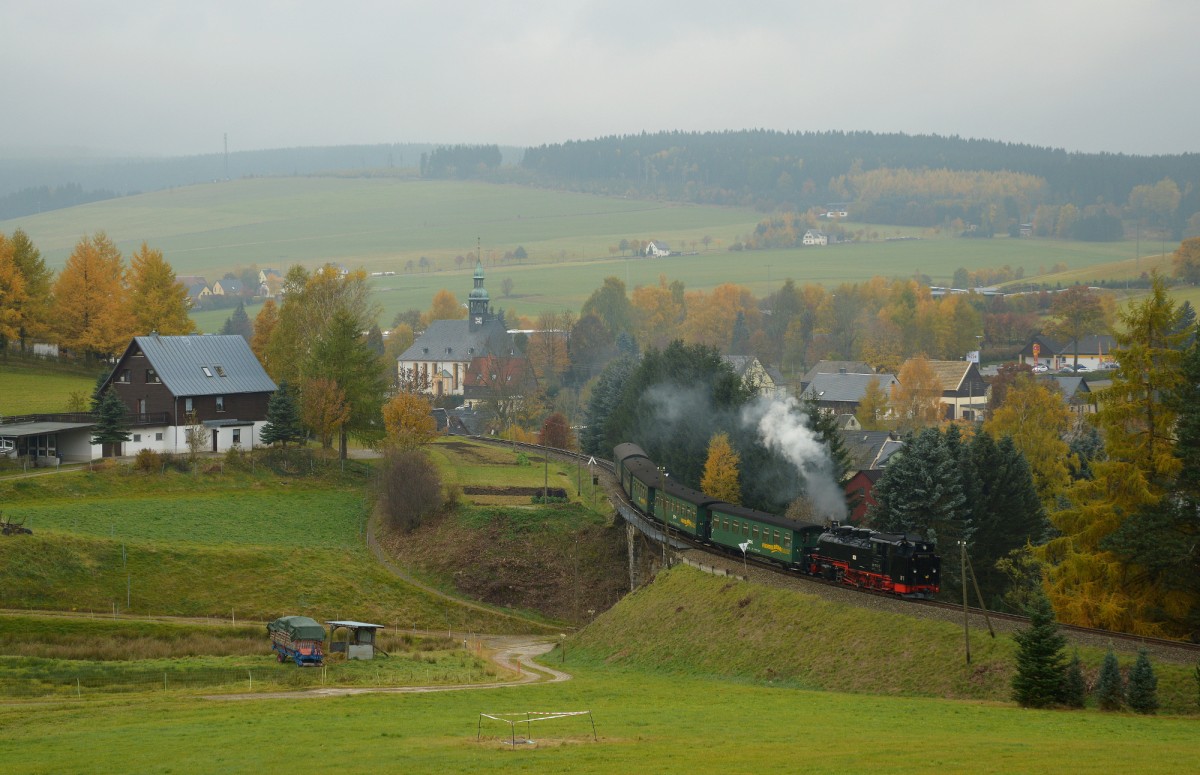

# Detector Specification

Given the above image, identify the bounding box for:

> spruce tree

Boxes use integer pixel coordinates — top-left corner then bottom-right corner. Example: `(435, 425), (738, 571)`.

(220, 301), (253, 341)
(90, 388), (131, 448)
(1126, 649), (1158, 714)
(260, 380), (304, 447)
(1062, 650), (1087, 709)
(1096, 649), (1124, 711)
(1011, 591), (1068, 708)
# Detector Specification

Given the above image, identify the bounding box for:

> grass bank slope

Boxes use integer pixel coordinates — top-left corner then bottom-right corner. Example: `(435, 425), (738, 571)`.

(570, 566), (1200, 714)
(0, 465), (545, 633)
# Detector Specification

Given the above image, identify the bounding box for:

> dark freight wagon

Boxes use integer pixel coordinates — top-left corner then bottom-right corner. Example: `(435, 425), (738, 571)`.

(268, 615), (326, 666)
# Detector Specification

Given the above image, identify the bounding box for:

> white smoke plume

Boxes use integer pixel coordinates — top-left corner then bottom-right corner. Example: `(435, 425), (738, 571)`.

(742, 394), (848, 522)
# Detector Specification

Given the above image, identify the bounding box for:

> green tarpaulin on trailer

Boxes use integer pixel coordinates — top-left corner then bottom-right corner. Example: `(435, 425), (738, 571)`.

(267, 615), (326, 641)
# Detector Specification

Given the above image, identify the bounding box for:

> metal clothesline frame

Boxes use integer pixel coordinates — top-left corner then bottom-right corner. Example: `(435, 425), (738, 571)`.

(477, 710), (597, 746)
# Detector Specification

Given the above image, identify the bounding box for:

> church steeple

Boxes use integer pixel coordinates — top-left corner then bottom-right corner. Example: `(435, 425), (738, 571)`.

(468, 258), (490, 331)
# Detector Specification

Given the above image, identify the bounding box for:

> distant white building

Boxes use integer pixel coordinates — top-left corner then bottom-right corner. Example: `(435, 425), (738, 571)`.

(802, 229), (828, 246)
(645, 240), (671, 257)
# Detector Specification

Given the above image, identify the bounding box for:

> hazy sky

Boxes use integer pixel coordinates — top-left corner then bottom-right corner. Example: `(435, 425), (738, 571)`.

(3, 1), (1198, 158)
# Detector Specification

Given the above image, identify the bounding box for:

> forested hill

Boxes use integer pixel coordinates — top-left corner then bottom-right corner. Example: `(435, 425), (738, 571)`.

(519, 130), (1200, 232)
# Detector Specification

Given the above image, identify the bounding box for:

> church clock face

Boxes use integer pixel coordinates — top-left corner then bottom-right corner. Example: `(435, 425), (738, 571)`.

(474, 315), (483, 325)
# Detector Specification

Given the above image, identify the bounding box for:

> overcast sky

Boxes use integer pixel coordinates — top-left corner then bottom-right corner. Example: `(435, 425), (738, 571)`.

(3, 1), (1197, 158)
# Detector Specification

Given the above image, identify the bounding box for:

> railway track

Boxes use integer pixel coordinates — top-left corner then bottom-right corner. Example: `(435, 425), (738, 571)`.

(470, 436), (1200, 657)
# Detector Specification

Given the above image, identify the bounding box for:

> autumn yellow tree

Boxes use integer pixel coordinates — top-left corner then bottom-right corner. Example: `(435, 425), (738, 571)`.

(384, 322), (415, 363)
(4, 229), (52, 351)
(266, 264), (374, 385)
(382, 391), (437, 450)
(984, 374), (1074, 508)
(1041, 275), (1189, 636)
(891, 355), (943, 432)
(300, 377), (350, 450)
(701, 431), (741, 504)
(631, 275), (684, 350)
(526, 310), (574, 387)
(128, 242), (196, 335)
(422, 288), (465, 328)
(0, 234), (29, 346)
(683, 283), (758, 350)
(52, 232), (134, 359)
(855, 375), (890, 430)
(1173, 236), (1200, 285)
(251, 299), (279, 372)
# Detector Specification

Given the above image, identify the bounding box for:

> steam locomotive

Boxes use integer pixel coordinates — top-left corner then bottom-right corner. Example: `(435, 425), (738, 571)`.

(614, 443), (940, 596)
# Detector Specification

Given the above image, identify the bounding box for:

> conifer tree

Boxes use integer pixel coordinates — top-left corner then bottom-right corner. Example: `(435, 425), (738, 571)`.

(701, 431), (741, 504)
(52, 232), (134, 360)
(1043, 274), (1191, 635)
(1126, 649), (1158, 715)
(1095, 649), (1124, 711)
(1011, 591), (1068, 708)
(260, 380), (304, 447)
(1062, 650), (1087, 709)
(90, 388), (131, 450)
(128, 242), (195, 336)
(220, 300), (253, 341)
(2, 229), (52, 352)
(969, 433), (1046, 603)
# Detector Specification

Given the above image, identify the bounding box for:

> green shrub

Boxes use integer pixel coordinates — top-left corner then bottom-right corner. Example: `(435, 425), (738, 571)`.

(515, 452), (530, 467)
(223, 446), (249, 472)
(133, 449), (163, 473)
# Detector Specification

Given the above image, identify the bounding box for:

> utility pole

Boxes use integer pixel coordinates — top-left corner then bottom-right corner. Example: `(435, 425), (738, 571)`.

(961, 540), (970, 664)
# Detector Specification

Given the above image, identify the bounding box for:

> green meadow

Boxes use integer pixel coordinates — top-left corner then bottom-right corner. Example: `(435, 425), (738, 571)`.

(2, 176), (1147, 328)
(0, 464), (550, 632)
(0, 648), (1196, 774)
(0, 361), (96, 415)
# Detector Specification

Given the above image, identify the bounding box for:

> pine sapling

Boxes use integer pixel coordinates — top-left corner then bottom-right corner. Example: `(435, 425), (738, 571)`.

(1095, 648), (1123, 712)
(1011, 592), (1068, 708)
(1126, 649), (1158, 715)
(1062, 650), (1087, 709)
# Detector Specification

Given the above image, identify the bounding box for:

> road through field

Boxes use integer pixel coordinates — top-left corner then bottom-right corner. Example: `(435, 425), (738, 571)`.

(204, 635), (569, 701)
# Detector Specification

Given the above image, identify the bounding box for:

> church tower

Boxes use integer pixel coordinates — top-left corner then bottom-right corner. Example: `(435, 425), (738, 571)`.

(468, 258), (490, 332)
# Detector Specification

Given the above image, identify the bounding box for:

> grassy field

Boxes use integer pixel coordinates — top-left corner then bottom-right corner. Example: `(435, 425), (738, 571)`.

(0, 654), (1196, 774)
(0, 361), (97, 414)
(0, 463), (552, 632)
(2, 176), (1147, 328)
(0, 614), (494, 699)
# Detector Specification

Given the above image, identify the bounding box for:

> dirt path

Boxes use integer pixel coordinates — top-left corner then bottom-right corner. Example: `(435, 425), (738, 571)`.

(203, 635), (570, 701)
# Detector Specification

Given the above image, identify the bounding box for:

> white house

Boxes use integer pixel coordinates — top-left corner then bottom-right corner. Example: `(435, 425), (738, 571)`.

(645, 240), (671, 257)
(802, 229), (828, 246)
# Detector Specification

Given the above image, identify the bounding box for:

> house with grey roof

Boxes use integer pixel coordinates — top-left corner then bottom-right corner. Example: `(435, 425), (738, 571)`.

(799, 360), (875, 392)
(799, 372), (899, 416)
(397, 260), (512, 399)
(97, 333), (277, 457)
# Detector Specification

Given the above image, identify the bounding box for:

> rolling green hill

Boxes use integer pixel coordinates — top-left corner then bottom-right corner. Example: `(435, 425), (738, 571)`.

(3, 177), (1149, 328)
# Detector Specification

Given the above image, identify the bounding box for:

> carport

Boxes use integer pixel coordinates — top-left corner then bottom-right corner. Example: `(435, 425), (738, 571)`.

(0, 418), (96, 464)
